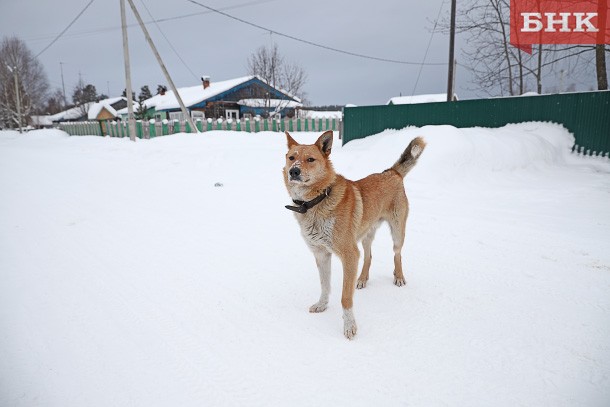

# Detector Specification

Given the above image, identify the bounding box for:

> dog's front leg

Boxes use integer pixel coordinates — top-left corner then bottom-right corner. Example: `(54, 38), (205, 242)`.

(339, 245), (360, 339)
(309, 247), (331, 313)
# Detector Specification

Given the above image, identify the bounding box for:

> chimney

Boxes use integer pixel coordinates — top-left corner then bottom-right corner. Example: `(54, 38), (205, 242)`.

(201, 76), (210, 90)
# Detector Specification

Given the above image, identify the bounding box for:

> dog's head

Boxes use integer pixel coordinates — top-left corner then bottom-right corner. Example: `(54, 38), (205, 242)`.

(283, 131), (335, 194)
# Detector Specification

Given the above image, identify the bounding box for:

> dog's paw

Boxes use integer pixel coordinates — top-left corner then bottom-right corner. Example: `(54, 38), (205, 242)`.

(356, 279), (367, 289)
(309, 301), (328, 313)
(393, 277), (406, 287)
(342, 309), (357, 340)
(343, 320), (358, 340)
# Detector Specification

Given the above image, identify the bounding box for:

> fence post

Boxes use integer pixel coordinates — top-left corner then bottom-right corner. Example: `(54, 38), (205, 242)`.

(236, 119), (241, 131)
(173, 119), (181, 134)
(255, 118), (260, 132)
(161, 119), (169, 135)
(185, 119), (192, 133)
(226, 119), (233, 131)
(245, 118), (251, 132)
(136, 120), (143, 138)
(289, 119), (294, 132)
(264, 119), (269, 131)
(196, 119), (203, 132)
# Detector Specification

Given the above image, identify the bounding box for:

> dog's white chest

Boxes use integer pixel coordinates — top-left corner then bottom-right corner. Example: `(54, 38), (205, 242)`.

(298, 214), (335, 250)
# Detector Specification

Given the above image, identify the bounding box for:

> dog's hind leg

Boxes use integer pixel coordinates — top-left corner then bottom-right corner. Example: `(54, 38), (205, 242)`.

(388, 208), (408, 287)
(309, 247), (331, 313)
(357, 226), (378, 289)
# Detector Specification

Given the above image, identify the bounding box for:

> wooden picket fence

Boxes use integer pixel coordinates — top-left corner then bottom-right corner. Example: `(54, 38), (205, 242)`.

(59, 117), (342, 139)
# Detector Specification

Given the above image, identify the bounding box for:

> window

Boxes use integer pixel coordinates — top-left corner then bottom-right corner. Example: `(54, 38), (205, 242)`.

(191, 110), (205, 120)
(169, 111), (184, 122)
(226, 109), (239, 120)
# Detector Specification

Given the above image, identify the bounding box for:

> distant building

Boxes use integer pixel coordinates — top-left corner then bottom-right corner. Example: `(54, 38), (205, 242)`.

(118, 75), (302, 121)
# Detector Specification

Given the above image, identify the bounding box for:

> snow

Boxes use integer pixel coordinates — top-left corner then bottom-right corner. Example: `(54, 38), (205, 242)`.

(1, 123), (609, 406)
(299, 110), (342, 119)
(387, 93), (457, 105)
(86, 97), (125, 120)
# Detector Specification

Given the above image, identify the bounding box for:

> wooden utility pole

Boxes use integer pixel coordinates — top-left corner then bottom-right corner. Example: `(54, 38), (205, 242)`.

(120, 0), (137, 141)
(126, 0), (199, 133)
(6, 65), (22, 133)
(447, 0), (457, 102)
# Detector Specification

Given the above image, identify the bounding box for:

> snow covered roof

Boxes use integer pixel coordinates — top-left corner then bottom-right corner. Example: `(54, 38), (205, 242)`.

(30, 115), (53, 126)
(87, 97), (125, 120)
(49, 105), (89, 122)
(237, 98), (302, 108)
(387, 94), (458, 105)
(128, 76), (300, 112)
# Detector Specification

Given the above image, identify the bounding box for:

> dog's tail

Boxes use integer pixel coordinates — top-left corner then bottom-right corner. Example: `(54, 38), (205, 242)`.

(389, 137), (426, 178)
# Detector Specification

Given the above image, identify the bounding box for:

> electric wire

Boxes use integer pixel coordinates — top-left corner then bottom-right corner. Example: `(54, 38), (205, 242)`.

(34, 0), (96, 58)
(137, 0), (199, 81)
(412, 0), (446, 95)
(186, 0), (446, 66)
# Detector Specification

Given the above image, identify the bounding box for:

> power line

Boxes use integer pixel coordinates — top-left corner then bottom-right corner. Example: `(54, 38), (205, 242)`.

(34, 0), (95, 58)
(412, 0), (446, 95)
(25, 0), (277, 44)
(186, 0), (446, 66)
(137, 0), (199, 80)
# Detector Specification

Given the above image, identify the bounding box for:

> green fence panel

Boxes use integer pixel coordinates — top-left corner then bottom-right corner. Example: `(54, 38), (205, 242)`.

(207, 120), (213, 131)
(226, 120), (232, 131)
(149, 121), (156, 138)
(280, 120), (285, 132)
(264, 119), (269, 131)
(342, 91), (610, 156)
(318, 118), (323, 131)
(255, 119), (260, 132)
(185, 120), (192, 133)
(196, 119), (203, 132)
(173, 120), (181, 134)
(272, 120), (277, 132)
(161, 121), (168, 136)
(136, 121), (143, 139)
(236, 120), (241, 131)
(288, 120), (294, 132)
(245, 119), (251, 132)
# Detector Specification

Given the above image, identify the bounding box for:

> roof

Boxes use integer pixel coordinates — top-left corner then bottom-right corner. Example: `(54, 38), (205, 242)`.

(50, 97), (127, 122)
(123, 76), (300, 113)
(387, 93), (458, 105)
(87, 97), (125, 120)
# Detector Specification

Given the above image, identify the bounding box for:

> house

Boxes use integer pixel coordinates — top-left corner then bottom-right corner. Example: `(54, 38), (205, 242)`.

(387, 93), (459, 105)
(50, 97), (128, 123)
(120, 75), (302, 121)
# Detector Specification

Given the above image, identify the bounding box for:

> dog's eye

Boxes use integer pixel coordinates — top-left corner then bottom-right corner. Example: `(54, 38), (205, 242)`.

(289, 156), (295, 161)
(307, 157), (315, 162)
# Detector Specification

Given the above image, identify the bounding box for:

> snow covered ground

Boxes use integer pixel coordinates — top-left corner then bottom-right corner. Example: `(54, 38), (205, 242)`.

(1, 123), (609, 406)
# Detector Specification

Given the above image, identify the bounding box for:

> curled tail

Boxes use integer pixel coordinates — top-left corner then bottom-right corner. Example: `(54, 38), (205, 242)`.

(390, 137), (426, 178)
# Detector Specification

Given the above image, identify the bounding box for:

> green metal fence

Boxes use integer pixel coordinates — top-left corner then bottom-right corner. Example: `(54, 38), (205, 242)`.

(343, 91), (610, 157)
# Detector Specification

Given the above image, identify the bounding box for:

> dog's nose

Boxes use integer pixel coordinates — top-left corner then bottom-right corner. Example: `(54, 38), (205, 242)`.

(289, 167), (301, 179)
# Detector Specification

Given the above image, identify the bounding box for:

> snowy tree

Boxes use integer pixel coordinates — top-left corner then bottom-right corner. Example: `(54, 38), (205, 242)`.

(0, 36), (49, 129)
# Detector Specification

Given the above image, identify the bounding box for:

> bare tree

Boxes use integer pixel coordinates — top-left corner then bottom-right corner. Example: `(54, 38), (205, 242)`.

(439, 0), (608, 96)
(0, 36), (49, 129)
(247, 44), (307, 116)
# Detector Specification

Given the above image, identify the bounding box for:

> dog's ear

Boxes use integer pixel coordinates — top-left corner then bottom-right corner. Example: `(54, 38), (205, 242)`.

(316, 131), (333, 156)
(285, 131), (298, 149)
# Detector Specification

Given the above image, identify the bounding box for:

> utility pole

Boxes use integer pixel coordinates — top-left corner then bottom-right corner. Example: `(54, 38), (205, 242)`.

(447, 0), (457, 102)
(120, 0), (137, 141)
(6, 65), (22, 133)
(126, 0), (198, 133)
(60, 62), (67, 108)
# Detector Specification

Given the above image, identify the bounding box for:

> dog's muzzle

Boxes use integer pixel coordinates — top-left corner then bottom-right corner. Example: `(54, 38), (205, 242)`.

(289, 166), (302, 181)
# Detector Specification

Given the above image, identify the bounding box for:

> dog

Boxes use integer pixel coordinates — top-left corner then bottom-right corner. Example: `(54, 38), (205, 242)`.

(283, 130), (426, 339)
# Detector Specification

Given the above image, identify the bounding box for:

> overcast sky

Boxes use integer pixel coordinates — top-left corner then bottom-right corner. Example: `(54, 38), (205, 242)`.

(0, 0), (596, 106)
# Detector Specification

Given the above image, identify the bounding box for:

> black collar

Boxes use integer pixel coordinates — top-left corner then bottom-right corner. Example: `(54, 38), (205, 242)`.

(285, 187), (332, 214)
